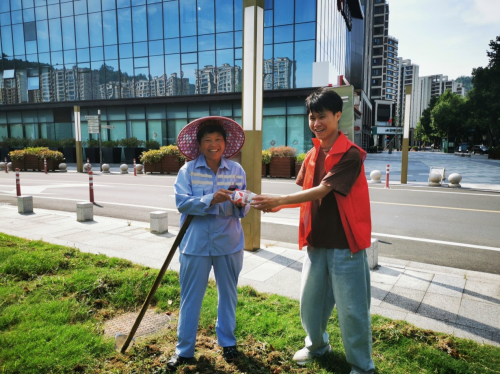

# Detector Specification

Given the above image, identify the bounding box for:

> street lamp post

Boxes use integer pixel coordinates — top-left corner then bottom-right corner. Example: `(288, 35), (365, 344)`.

(401, 85), (412, 183)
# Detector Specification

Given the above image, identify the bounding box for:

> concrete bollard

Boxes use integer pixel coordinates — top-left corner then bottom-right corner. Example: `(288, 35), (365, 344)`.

(136, 164), (144, 174)
(7, 162), (12, 171)
(368, 170), (382, 184)
(58, 163), (67, 172)
(83, 163), (91, 173)
(366, 238), (378, 269)
(428, 172), (442, 187)
(448, 173), (462, 188)
(150, 211), (168, 234)
(120, 164), (129, 174)
(76, 202), (93, 222)
(0, 162), (4, 171)
(17, 196), (33, 214)
(102, 164), (110, 173)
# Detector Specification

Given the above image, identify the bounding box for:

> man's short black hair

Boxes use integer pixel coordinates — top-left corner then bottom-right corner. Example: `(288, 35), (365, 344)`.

(305, 87), (343, 115)
(196, 120), (227, 144)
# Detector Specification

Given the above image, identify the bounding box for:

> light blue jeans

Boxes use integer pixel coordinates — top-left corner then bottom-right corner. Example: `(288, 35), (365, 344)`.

(300, 247), (375, 374)
(175, 250), (244, 357)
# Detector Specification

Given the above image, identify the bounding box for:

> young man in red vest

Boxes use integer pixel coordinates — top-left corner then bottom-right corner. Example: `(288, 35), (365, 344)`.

(251, 87), (375, 373)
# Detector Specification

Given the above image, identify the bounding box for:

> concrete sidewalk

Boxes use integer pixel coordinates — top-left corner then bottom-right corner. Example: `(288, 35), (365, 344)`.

(1, 205), (499, 348)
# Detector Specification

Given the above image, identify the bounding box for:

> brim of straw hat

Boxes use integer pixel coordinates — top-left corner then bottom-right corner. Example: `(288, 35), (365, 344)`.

(177, 116), (245, 160)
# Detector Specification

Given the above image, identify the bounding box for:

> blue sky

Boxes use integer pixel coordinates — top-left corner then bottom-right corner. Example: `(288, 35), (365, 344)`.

(388, 0), (500, 79)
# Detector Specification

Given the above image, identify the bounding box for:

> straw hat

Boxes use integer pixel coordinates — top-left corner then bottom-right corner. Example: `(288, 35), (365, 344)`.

(177, 116), (245, 160)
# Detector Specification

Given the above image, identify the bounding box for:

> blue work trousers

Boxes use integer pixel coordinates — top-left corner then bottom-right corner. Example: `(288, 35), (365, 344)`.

(175, 250), (244, 357)
(300, 247), (375, 374)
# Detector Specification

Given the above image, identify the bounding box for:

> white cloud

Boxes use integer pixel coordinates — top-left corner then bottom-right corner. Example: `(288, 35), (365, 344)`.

(463, 0), (500, 25)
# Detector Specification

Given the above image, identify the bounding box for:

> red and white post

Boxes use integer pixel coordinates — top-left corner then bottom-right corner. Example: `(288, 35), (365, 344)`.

(89, 170), (94, 203)
(15, 168), (21, 196)
(4, 157), (8, 173)
(44, 158), (47, 174)
(133, 158), (137, 176)
(385, 164), (390, 189)
(87, 158), (90, 173)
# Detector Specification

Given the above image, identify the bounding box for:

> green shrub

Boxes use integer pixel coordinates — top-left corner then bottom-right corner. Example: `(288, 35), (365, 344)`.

(83, 139), (100, 148)
(8, 150), (24, 161)
(119, 137), (144, 148)
(139, 149), (164, 164)
(60, 138), (75, 148)
(268, 146), (297, 158)
(145, 139), (160, 150)
(102, 140), (119, 148)
(296, 153), (306, 163)
(160, 145), (185, 160)
(261, 150), (272, 164)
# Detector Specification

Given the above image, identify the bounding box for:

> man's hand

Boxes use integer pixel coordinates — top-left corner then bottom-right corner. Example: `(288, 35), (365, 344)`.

(250, 195), (282, 212)
(210, 189), (233, 205)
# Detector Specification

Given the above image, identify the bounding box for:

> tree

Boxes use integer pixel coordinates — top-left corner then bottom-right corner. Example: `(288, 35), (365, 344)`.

(487, 35), (500, 68)
(431, 89), (467, 140)
(417, 96), (439, 145)
(455, 76), (473, 91)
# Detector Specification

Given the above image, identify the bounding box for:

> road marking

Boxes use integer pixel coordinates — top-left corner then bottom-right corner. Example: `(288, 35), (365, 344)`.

(371, 201), (500, 214)
(369, 187), (500, 197)
(371, 232), (500, 252)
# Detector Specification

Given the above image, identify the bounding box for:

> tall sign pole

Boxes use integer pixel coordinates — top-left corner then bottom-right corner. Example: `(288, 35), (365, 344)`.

(401, 85), (412, 184)
(241, 0), (264, 251)
(98, 110), (103, 172)
(74, 106), (83, 172)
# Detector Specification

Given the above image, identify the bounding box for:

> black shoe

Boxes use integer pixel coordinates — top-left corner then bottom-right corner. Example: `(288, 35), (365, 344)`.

(222, 346), (239, 362)
(166, 353), (190, 371)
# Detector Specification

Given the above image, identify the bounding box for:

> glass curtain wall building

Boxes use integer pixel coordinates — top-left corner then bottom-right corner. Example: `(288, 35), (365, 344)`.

(0, 0), (362, 154)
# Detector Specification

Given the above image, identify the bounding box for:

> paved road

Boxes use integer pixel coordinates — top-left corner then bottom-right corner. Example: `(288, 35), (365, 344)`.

(0, 168), (499, 275)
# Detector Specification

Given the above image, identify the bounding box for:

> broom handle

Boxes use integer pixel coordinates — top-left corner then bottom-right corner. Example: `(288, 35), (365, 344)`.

(120, 215), (194, 354)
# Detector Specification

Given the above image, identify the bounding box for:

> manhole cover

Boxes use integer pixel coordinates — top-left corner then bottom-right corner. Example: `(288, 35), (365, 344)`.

(104, 309), (176, 339)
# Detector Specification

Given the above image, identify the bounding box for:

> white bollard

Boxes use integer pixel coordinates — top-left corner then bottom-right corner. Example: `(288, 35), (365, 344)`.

(150, 211), (168, 234)
(83, 163), (90, 173)
(428, 172), (442, 187)
(120, 164), (129, 174)
(17, 196), (33, 214)
(136, 164), (144, 174)
(76, 202), (93, 222)
(7, 162), (12, 171)
(368, 170), (382, 184)
(58, 163), (67, 172)
(448, 173), (462, 188)
(102, 164), (110, 173)
(366, 238), (379, 269)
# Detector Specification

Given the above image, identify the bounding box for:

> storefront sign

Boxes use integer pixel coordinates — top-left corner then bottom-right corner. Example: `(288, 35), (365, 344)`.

(371, 127), (403, 135)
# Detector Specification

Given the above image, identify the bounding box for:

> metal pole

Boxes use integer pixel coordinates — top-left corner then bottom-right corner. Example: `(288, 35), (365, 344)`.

(89, 171), (94, 203)
(15, 169), (21, 196)
(4, 157), (8, 173)
(75, 106), (83, 173)
(385, 164), (390, 189)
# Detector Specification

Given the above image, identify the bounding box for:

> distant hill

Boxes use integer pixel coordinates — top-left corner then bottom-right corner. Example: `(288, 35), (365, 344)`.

(456, 76), (473, 91)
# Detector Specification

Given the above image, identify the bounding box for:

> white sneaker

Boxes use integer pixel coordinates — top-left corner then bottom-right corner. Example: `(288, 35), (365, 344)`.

(292, 345), (332, 365)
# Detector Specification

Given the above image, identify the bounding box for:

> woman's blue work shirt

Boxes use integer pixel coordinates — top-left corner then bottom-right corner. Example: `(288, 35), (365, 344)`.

(174, 154), (250, 256)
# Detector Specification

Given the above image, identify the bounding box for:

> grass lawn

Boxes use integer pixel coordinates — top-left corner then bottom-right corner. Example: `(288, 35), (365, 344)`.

(0, 233), (499, 373)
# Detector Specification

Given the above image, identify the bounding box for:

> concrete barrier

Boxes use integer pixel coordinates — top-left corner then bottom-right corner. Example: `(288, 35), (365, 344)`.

(368, 170), (382, 184)
(120, 164), (129, 174)
(150, 211), (168, 234)
(77, 202), (93, 222)
(58, 163), (67, 172)
(102, 164), (110, 173)
(136, 164), (144, 174)
(448, 173), (462, 188)
(17, 196), (33, 214)
(428, 172), (442, 187)
(366, 238), (378, 269)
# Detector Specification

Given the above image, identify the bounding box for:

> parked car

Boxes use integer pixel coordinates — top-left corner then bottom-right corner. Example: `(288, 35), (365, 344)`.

(472, 145), (489, 154)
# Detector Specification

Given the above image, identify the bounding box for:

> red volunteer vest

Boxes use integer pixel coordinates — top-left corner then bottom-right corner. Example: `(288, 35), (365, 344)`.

(297, 132), (371, 252)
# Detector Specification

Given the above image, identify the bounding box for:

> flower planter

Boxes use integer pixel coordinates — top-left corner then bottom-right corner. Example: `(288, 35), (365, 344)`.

(295, 162), (303, 177)
(124, 148), (146, 164)
(84, 148), (101, 164)
(102, 147), (122, 163)
(262, 163), (269, 177)
(269, 156), (295, 178)
(38, 159), (55, 172)
(25, 155), (40, 171)
(11, 160), (24, 170)
(161, 155), (182, 174)
(62, 147), (76, 163)
(144, 162), (162, 174)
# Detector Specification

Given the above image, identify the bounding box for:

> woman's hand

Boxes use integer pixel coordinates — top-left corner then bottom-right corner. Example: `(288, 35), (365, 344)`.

(250, 195), (282, 212)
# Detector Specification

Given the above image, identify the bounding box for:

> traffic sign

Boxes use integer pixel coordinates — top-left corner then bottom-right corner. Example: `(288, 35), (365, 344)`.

(87, 119), (99, 125)
(88, 128), (99, 134)
(85, 115), (99, 120)
(101, 125), (115, 129)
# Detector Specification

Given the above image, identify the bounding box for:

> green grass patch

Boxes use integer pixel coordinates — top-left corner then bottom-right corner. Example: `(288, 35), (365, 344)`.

(0, 233), (499, 373)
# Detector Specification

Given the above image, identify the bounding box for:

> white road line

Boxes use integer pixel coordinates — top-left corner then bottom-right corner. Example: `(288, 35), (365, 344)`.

(369, 186), (500, 197)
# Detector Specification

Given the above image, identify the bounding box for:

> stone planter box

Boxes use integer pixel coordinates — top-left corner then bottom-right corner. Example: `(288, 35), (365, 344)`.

(38, 159), (57, 171)
(144, 162), (162, 174)
(62, 147), (76, 163)
(262, 163), (269, 177)
(11, 160), (24, 170)
(161, 155), (182, 174)
(84, 147), (100, 164)
(295, 162), (303, 177)
(25, 154), (40, 171)
(124, 147), (146, 164)
(102, 147), (122, 163)
(269, 156), (295, 178)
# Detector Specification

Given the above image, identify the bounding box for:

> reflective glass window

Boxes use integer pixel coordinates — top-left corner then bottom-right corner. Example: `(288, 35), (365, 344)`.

(91, 61), (105, 99)
(295, 22), (315, 41)
(149, 40), (163, 55)
(181, 63), (196, 94)
(295, 0), (315, 23)
(274, 0), (293, 25)
(48, 4), (60, 18)
(89, 12), (103, 47)
(197, 0), (214, 35)
(75, 15), (89, 48)
(38, 52), (50, 65)
(149, 55), (164, 78)
(35, 6), (46, 20)
(134, 42), (148, 57)
(264, 28), (272, 44)
(211, 102), (232, 116)
(102, 0), (116, 11)
(132, 0), (145, 5)
(163, 1), (179, 39)
(216, 32), (233, 49)
(274, 25), (292, 43)
(167, 118), (185, 143)
(0, 12), (11, 26)
(216, 49), (232, 66)
(273, 43), (293, 89)
(132, 5), (147, 42)
(62, 17), (76, 49)
(264, 0), (272, 9)
(103, 10), (117, 45)
(61, 2), (73, 17)
(216, 0), (232, 32)
(24, 8), (35, 22)
(234, 31), (242, 48)
(49, 18), (62, 51)
(181, 52), (196, 64)
(88, 0), (102, 11)
(147, 3), (162, 40)
(198, 34), (214, 51)
(25, 41), (37, 54)
(12, 10), (23, 24)
(64, 49), (76, 64)
(199, 50), (214, 68)
(91, 47), (104, 61)
(74, 0), (87, 15)
(0, 2), (10, 12)
(77, 48), (90, 62)
(263, 116), (286, 148)
(119, 58), (134, 97)
(117, 0), (130, 8)
(164, 54), (180, 82)
(23, 0), (34, 8)
(134, 57), (148, 67)
(117, 8), (132, 43)
(181, 36), (197, 53)
(234, 0), (242, 30)
(180, 0), (196, 37)
(51, 51), (63, 65)
(134, 69), (149, 96)
(131, 121), (147, 141)
(47, 0), (59, 4)
(13, 24), (25, 55)
(119, 43), (132, 58)
(234, 48), (241, 59)
(165, 38), (180, 54)
(24, 22), (37, 41)
(11, 0), (22, 12)
(264, 10), (273, 27)
(188, 103), (209, 118)
(104, 45), (118, 59)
